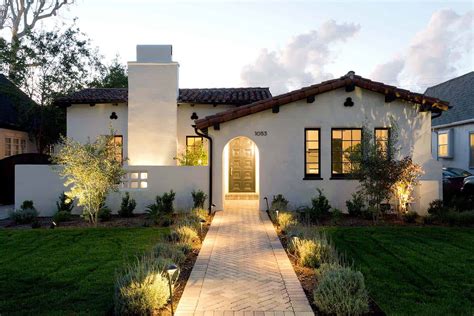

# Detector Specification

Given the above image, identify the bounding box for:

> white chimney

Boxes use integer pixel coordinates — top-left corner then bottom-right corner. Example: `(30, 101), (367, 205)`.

(127, 45), (179, 165)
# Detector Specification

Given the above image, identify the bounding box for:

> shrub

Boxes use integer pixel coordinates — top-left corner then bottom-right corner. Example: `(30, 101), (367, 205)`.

(9, 200), (39, 224)
(271, 194), (289, 211)
(315, 262), (343, 280)
(191, 189), (207, 209)
(278, 212), (297, 233)
(153, 243), (186, 265)
(53, 210), (72, 223)
(145, 203), (161, 225)
(314, 266), (369, 316)
(119, 192), (136, 218)
(346, 192), (366, 217)
(292, 238), (321, 268)
(31, 219), (41, 229)
(448, 195), (474, 212)
(98, 206), (112, 221)
(175, 211), (203, 232)
(174, 225), (199, 246)
(402, 211), (418, 223)
(56, 192), (74, 213)
(146, 190), (176, 222)
(317, 234), (341, 265)
(309, 189), (331, 223)
(427, 199), (445, 216)
(161, 190), (175, 214)
(192, 208), (208, 222)
(440, 210), (474, 226)
(20, 200), (35, 210)
(176, 242), (193, 255)
(331, 208), (343, 224)
(114, 256), (169, 315)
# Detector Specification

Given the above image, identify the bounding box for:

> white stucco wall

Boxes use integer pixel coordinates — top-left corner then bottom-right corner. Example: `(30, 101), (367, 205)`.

(432, 123), (474, 172)
(208, 87), (442, 215)
(15, 165), (208, 216)
(66, 103), (128, 158)
(127, 62), (179, 166)
(177, 103), (234, 154)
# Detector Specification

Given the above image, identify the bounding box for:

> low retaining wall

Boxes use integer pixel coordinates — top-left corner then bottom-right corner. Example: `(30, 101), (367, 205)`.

(15, 165), (209, 216)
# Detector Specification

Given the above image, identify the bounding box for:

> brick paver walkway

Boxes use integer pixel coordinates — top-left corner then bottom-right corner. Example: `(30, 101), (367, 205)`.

(176, 205), (314, 316)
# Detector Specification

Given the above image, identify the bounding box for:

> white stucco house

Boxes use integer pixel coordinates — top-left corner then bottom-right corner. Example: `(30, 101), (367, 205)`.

(16, 45), (450, 215)
(428, 72), (474, 172)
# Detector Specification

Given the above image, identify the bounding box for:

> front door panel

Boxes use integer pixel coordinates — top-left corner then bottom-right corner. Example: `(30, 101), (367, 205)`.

(229, 137), (255, 192)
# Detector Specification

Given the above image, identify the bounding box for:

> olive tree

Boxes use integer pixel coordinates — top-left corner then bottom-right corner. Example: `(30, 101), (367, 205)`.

(52, 133), (125, 226)
(349, 120), (423, 219)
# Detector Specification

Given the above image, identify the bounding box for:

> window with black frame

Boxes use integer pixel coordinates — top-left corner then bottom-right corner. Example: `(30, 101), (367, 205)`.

(331, 128), (362, 177)
(304, 128), (320, 178)
(186, 136), (208, 165)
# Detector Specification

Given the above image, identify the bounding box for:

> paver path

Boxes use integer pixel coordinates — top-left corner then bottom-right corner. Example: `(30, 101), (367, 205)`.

(176, 206), (314, 316)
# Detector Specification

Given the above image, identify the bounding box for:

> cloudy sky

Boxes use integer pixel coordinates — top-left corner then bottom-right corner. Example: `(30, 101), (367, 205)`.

(35, 0), (474, 94)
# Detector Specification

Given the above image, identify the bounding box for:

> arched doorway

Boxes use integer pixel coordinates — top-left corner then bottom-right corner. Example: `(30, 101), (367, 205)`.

(223, 136), (259, 210)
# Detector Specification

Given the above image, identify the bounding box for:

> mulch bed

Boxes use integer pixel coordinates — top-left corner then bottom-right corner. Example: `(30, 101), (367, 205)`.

(273, 217), (386, 316)
(0, 214), (155, 229)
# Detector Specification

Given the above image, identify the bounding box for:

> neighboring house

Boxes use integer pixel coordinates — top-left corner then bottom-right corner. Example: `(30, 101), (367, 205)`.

(0, 74), (37, 159)
(16, 45), (449, 215)
(427, 72), (474, 172)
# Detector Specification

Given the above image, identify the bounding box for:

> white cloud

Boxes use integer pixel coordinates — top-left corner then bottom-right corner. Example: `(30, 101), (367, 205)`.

(371, 9), (473, 91)
(241, 20), (360, 95)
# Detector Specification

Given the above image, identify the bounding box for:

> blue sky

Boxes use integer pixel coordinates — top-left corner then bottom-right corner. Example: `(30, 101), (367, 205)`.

(51, 1), (474, 93)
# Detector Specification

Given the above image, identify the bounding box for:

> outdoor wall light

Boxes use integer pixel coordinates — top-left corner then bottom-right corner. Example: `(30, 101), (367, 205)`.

(166, 263), (178, 315)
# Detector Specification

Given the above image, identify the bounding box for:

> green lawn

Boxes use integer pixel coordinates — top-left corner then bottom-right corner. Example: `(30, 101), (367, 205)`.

(0, 227), (168, 315)
(325, 227), (474, 316)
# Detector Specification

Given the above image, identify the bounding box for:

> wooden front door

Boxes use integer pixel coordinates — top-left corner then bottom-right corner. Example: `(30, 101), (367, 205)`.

(229, 137), (256, 193)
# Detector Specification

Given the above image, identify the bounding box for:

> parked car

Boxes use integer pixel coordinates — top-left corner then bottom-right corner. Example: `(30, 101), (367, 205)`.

(442, 167), (474, 200)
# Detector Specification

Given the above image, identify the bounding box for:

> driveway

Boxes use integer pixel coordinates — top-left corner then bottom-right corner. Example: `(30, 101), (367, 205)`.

(176, 204), (313, 315)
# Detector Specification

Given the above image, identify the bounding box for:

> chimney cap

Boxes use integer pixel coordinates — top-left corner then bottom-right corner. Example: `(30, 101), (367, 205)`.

(136, 45), (172, 63)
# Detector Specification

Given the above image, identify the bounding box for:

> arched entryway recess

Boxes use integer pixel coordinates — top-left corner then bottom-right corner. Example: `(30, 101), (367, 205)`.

(222, 136), (259, 211)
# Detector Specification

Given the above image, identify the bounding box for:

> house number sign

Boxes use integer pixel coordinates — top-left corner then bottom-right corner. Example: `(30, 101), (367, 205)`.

(255, 131), (268, 136)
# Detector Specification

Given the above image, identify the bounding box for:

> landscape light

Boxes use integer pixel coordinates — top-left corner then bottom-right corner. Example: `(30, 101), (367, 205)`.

(166, 263), (178, 315)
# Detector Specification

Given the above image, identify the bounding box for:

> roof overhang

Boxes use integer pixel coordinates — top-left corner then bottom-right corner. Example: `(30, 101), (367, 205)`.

(195, 72), (450, 130)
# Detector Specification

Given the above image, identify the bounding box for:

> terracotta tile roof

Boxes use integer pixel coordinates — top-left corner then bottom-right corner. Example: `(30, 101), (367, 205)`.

(178, 88), (271, 105)
(55, 88), (128, 107)
(55, 87), (271, 107)
(195, 72), (450, 130)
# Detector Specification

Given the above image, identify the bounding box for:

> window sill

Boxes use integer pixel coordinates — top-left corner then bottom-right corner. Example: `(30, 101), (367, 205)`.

(303, 176), (323, 180)
(330, 176), (359, 180)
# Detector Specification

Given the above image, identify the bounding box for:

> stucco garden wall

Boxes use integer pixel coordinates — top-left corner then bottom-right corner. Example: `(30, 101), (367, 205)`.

(209, 87), (442, 215)
(15, 165), (209, 216)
